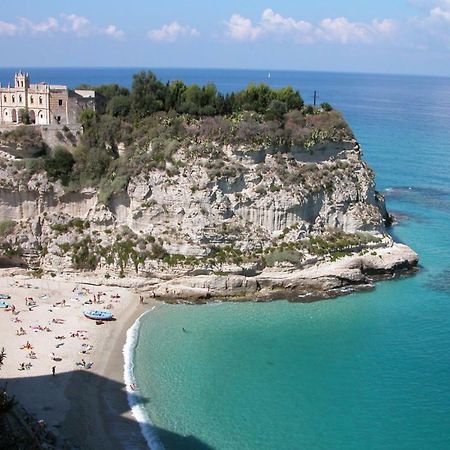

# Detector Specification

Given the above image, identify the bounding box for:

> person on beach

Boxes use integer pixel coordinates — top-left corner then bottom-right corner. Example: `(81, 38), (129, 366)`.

(52, 366), (56, 376)
(139, 295), (144, 304)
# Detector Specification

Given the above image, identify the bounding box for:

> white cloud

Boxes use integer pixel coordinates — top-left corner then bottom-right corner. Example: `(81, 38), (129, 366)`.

(61, 14), (92, 36)
(103, 24), (125, 40)
(19, 17), (58, 33)
(261, 9), (312, 34)
(429, 5), (450, 21)
(225, 14), (263, 41)
(0, 21), (17, 36)
(412, 0), (450, 46)
(148, 21), (199, 42)
(317, 17), (370, 43)
(0, 14), (124, 39)
(224, 9), (396, 44)
(316, 17), (395, 44)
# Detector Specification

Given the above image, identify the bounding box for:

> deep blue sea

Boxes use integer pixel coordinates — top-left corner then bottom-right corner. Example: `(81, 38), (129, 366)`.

(6, 68), (450, 449)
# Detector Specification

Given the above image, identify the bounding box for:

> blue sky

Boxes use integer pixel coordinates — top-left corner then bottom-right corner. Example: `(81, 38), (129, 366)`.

(1, 0), (450, 75)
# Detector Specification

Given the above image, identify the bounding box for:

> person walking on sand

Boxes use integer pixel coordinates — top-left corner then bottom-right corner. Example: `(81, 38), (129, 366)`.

(52, 366), (56, 376)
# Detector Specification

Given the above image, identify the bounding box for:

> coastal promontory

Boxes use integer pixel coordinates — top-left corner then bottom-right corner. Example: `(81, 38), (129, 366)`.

(0, 72), (418, 300)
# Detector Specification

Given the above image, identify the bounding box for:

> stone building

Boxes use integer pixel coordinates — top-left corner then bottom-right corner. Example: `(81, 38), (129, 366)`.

(0, 71), (104, 126)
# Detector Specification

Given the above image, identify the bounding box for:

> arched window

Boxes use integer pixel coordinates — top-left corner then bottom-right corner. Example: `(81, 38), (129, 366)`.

(12, 95), (15, 102)
(3, 95), (6, 102)
(30, 96), (34, 104)
(19, 95), (22, 103)
(39, 96), (42, 105)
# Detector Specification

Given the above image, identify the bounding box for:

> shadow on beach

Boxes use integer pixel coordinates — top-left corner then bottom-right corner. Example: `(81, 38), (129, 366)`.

(2, 370), (214, 450)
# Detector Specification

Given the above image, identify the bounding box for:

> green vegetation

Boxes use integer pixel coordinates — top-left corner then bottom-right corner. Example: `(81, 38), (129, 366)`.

(16, 71), (350, 204)
(0, 243), (22, 257)
(262, 231), (381, 268)
(44, 146), (75, 185)
(0, 220), (16, 238)
(50, 218), (90, 234)
(52, 224), (380, 274)
(79, 73), (304, 118)
(0, 126), (48, 158)
(0, 347), (5, 370)
(264, 249), (303, 267)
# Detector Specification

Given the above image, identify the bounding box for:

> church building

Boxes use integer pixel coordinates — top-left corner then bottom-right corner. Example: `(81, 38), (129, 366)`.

(0, 71), (103, 126)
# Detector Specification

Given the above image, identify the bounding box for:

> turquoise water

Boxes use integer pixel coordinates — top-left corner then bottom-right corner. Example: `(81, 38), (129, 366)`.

(22, 68), (449, 449)
(128, 70), (450, 449)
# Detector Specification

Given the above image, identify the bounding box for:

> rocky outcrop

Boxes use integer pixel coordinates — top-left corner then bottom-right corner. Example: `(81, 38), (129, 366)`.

(148, 242), (418, 302)
(0, 136), (418, 302)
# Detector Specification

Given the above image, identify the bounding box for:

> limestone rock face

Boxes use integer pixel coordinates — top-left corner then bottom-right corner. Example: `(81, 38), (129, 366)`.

(147, 242), (418, 301)
(0, 138), (415, 287)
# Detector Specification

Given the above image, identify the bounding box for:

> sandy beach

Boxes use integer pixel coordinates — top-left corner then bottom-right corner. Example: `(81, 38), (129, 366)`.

(0, 269), (150, 449)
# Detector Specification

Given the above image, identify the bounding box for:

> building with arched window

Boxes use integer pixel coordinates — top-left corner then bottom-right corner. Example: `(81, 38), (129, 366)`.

(0, 71), (104, 126)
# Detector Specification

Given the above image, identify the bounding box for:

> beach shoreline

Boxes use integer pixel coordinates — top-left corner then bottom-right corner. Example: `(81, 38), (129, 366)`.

(0, 270), (152, 449)
(60, 290), (150, 450)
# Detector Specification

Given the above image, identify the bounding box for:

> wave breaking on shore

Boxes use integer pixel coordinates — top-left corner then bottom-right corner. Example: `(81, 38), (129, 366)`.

(123, 308), (165, 450)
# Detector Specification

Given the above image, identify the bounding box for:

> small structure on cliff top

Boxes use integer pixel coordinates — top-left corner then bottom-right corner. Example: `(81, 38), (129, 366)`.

(0, 71), (104, 126)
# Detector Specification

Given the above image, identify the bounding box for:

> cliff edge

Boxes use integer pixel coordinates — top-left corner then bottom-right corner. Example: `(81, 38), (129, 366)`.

(0, 78), (418, 301)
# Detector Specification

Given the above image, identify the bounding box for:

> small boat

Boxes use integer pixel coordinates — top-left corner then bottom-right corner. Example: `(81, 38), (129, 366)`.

(0, 301), (9, 308)
(0, 294), (11, 300)
(83, 310), (113, 321)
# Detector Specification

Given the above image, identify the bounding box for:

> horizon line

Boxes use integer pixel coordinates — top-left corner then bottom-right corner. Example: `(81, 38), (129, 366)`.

(0, 66), (449, 80)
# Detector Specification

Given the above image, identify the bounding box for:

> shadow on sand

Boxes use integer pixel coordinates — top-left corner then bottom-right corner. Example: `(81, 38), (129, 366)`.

(2, 370), (214, 450)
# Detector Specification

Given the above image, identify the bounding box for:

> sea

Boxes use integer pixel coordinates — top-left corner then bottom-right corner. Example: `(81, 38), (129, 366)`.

(4, 68), (450, 449)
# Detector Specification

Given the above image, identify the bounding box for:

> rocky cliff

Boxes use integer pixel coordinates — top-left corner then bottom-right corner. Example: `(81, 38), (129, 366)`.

(0, 124), (418, 301)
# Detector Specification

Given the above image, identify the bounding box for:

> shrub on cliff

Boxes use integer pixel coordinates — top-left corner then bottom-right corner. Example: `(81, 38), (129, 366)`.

(107, 95), (132, 117)
(0, 220), (16, 239)
(1, 126), (48, 158)
(44, 146), (75, 186)
(264, 249), (303, 267)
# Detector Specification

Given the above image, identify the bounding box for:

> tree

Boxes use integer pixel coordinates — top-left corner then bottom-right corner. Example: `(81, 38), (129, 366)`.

(275, 86), (304, 110)
(79, 109), (96, 130)
(75, 83), (130, 101)
(131, 71), (167, 118)
(165, 80), (187, 111)
(19, 109), (31, 125)
(107, 95), (132, 117)
(44, 146), (75, 185)
(236, 83), (274, 113)
(95, 84), (130, 101)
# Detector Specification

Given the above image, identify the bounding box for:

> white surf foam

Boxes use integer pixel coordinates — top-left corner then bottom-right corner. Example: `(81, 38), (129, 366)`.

(123, 308), (166, 450)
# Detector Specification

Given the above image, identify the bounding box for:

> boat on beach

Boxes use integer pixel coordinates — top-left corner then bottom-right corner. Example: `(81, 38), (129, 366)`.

(0, 294), (11, 299)
(83, 310), (113, 321)
(0, 301), (9, 308)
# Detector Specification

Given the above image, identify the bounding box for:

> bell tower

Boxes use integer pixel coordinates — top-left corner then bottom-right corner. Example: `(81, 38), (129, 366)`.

(14, 71), (30, 120)
(15, 70), (29, 90)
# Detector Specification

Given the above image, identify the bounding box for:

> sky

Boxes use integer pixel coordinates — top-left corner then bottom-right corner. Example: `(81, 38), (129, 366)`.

(1, 0), (450, 76)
